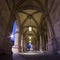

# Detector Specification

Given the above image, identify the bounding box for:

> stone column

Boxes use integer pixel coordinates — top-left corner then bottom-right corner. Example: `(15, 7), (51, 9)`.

(12, 21), (20, 53)
(46, 20), (53, 53)
(20, 34), (23, 52)
(39, 35), (43, 53)
(45, 15), (57, 54)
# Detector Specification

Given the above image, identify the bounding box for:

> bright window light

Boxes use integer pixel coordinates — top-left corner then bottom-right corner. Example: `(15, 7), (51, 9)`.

(29, 36), (31, 39)
(10, 34), (14, 38)
(29, 27), (32, 31)
(9, 33), (15, 40)
(29, 40), (31, 43)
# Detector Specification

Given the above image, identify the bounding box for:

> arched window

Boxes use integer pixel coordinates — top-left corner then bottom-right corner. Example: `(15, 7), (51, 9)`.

(11, 21), (16, 45)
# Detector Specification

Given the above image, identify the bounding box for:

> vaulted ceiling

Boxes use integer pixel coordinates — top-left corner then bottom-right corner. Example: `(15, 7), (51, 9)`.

(0, 0), (49, 42)
(13, 0), (48, 42)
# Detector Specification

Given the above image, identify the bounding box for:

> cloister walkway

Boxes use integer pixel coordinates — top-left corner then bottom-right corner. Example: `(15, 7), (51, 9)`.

(13, 51), (60, 60)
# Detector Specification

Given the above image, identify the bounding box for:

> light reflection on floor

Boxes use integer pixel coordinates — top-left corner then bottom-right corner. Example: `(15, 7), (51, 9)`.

(12, 46), (47, 55)
(18, 51), (44, 55)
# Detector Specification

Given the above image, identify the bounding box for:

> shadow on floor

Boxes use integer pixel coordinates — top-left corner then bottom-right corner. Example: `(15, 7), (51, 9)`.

(0, 53), (60, 60)
(0, 53), (13, 60)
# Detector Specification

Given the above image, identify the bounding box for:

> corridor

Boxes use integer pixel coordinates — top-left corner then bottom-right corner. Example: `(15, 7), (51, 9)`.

(0, 0), (60, 60)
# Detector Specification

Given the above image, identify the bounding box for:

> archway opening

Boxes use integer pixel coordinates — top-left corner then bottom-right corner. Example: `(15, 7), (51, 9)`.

(10, 21), (17, 53)
(11, 21), (16, 45)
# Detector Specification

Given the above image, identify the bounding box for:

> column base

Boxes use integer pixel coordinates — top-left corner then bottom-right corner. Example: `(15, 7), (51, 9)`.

(48, 39), (57, 54)
(48, 40), (54, 54)
(39, 49), (43, 53)
(12, 45), (19, 53)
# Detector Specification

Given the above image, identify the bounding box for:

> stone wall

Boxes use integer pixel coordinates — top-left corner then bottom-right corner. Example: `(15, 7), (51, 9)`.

(0, 0), (12, 54)
(47, 0), (60, 53)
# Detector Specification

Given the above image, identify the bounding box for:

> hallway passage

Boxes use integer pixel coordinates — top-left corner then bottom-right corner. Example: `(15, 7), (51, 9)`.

(0, 0), (60, 60)
(13, 52), (60, 60)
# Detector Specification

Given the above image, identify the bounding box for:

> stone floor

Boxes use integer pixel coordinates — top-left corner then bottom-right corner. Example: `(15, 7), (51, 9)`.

(13, 52), (60, 60)
(0, 51), (60, 60)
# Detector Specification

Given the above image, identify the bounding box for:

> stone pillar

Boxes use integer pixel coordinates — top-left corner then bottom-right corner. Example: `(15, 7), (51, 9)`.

(12, 21), (20, 53)
(39, 35), (43, 53)
(47, 21), (53, 53)
(45, 15), (57, 54)
(53, 16), (60, 54)
(20, 34), (23, 52)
